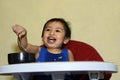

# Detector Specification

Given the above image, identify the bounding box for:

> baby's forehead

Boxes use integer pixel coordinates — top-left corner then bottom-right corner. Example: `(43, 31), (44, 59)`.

(45, 21), (64, 28)
(47, 21), (64, 25)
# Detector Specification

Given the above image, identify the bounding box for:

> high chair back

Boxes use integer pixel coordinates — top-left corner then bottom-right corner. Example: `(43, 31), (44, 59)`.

(64, 40), (104, 61)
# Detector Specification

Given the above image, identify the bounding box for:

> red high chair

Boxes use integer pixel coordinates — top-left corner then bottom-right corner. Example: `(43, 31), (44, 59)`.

(64, 40), (111, 80)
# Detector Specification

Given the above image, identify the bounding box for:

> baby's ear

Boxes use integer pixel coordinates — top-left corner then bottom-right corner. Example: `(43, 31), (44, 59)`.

(63, 38), (70, 44)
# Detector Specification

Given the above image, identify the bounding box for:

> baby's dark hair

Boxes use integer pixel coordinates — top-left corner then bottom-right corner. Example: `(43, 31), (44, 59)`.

(41, 18), (71, 39)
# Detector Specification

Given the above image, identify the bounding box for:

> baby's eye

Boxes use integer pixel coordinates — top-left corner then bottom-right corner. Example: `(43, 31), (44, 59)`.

(56, 29), (61, 32)
(45, 28), (50, 31)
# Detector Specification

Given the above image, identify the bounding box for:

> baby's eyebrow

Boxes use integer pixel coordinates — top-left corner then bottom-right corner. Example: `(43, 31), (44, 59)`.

(56, 27), (64, 30)
(45, 26), (50, 28)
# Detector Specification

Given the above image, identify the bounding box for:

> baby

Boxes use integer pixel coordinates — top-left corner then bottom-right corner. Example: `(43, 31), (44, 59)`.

(12, 18), (74, 62)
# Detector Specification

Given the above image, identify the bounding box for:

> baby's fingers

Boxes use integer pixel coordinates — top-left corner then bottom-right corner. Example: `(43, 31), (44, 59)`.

(12, 24), (20, 33)
(18, 30), (26, 38)
(12, 24), (26, 35)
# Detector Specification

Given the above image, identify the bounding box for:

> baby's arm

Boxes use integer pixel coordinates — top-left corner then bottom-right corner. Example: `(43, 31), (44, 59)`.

(68, 49), (74, 61)
(12, 24), (40, 56)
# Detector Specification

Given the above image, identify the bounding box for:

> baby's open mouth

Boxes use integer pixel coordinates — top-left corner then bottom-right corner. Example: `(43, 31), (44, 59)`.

(47, 37), (56, 43)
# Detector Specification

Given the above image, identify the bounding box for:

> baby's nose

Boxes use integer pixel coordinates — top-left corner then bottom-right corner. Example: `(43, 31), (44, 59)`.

(50, 30), (55, 35)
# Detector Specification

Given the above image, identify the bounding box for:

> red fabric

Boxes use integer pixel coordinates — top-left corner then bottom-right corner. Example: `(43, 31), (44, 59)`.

(64, 40), (104, 61)
(64, 40), (111, 80)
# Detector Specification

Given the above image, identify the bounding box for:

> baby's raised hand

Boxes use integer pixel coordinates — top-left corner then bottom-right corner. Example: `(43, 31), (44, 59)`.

(12, 24), (27, 39)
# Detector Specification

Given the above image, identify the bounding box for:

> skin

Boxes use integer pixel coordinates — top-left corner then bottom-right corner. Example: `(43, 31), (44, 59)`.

(12, 22), (74, 61)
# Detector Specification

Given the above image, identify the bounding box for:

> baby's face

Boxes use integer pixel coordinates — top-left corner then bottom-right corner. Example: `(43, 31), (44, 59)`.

(42, 21), (67, 49)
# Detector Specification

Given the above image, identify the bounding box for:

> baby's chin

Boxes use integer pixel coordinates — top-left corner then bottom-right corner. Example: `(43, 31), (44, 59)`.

(45, 45), (61, 49)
